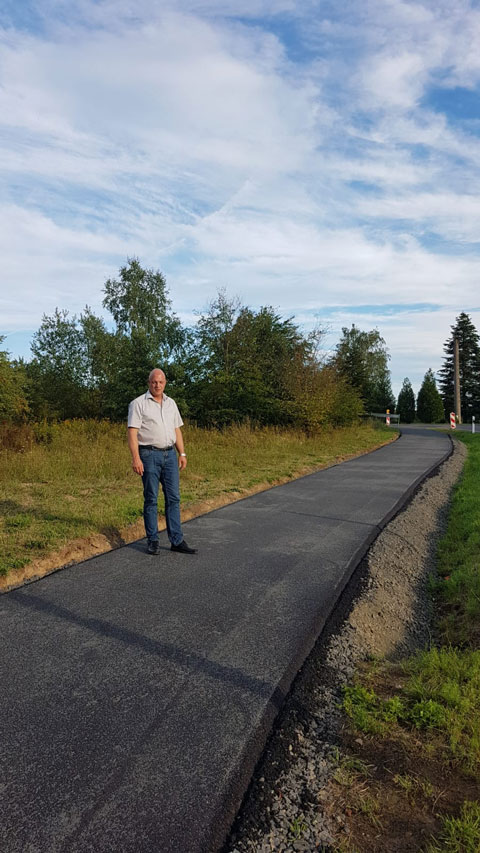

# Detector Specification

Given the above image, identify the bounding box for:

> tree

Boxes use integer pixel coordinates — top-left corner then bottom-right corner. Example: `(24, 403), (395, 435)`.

(373, 373), (396, 414)
(333, 325), (394, 412)
(438, 312), (480, 421)
(289, 364), (363, 431)
(102, 257), (183, 353)
(101, 258), (186, 417)
(0, 339), (29, 421)
(190, 289), (241, 381)
(185, 291), (362, 429)
(27, 260), (188, 421)
(416, 369), (444, 423)
(397, 378), (415, 423)
(28, 309), (94, 419)
(187, 293), (312, 425)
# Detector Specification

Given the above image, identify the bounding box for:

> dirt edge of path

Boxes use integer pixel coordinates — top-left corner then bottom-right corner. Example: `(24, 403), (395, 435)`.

(224, 438), (466, 853)
(1, 434), (396, 594)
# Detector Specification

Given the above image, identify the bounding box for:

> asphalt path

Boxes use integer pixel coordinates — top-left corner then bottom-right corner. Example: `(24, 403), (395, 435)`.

(409, 422), (476, 433)
(1, 426), (452, 853)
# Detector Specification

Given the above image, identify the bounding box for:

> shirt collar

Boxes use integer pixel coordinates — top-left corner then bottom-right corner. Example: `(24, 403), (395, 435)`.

(146, 390), (169, 402)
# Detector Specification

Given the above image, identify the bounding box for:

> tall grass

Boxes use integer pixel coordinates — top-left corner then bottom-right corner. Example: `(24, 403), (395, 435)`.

(0, 418), (393, 577)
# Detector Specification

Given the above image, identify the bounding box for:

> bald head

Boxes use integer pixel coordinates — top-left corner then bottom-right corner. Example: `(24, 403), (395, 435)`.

(149, 368), (166, 382)
(148, 369), (167, 401)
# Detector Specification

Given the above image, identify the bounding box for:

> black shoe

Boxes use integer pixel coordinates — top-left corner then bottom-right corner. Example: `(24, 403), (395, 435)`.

(147, 540), (160, 555)
(170, 540), (196, 554)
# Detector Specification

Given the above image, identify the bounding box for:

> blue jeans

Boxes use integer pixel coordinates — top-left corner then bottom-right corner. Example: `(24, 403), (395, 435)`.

(139, 447), (183, 546)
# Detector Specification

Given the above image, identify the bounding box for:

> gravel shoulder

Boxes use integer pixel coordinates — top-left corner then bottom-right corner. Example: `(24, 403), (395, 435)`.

(224, 437), (466, 853)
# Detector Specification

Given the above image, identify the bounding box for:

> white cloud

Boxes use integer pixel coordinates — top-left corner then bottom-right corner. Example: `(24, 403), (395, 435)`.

(360, 51), (429, 109)
(1, 12), (317, 175)
(0, 205), (124, 327)
(359, 191), (480, 242)
(343, 0), (480, 118)
(1, 0), (480, 394)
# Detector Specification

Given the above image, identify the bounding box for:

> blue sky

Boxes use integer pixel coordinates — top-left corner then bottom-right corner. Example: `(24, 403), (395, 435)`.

(1, 0), (480, 398)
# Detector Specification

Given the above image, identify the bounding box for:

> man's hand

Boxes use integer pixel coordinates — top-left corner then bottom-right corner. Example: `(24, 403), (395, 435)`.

(178, 455), (187, 471)
(132, 457), (144, 476)
(127, 428), (143, 476)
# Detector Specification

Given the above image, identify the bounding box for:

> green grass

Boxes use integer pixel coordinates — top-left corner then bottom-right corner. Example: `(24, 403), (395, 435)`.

(288, 816), (309, 839)
(435, 433), (480, 643)
(427, 801), (480, 853)
(0, 418), (393, 577)
(343, 647), (480, 773)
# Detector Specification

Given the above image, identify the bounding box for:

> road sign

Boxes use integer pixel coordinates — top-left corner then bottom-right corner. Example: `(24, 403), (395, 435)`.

(450, 412), (456, 429)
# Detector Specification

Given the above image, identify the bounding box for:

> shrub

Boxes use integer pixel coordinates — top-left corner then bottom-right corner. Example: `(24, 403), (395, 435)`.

(0, 422), (36, 452)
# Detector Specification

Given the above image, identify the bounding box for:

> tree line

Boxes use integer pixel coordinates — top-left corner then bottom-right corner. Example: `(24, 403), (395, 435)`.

(1, 259), (396, 430)
(397, 312), (480, 423)
(1, 259), (479, 429)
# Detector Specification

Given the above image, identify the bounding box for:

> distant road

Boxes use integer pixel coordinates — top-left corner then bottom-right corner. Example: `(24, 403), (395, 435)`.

(406, 422), (477, 433)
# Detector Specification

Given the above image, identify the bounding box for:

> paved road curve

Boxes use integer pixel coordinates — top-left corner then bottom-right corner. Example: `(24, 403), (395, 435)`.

(1, 427), (451, 853)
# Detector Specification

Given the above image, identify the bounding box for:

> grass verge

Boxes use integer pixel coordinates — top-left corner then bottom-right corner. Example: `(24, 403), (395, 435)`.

(435, 433), (480, 647)
(0, 419), (393, 584)
(331, 432), (480, 853)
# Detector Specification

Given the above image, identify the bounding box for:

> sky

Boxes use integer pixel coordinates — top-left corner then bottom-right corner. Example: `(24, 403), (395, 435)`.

(1, 0), (480, 398)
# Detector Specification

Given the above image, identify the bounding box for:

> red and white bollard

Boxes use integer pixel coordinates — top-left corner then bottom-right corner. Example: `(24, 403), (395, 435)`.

(450, 412), (456, 430)
(386, 409), (391, 426)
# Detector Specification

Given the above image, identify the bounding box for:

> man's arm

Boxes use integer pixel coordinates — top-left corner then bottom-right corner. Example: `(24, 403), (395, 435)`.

(128, 427), (144, 476)
(175, 427), (187, 470)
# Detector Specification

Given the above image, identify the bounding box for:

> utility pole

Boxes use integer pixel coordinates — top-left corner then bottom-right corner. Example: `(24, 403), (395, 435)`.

(454, 337), (462, 425)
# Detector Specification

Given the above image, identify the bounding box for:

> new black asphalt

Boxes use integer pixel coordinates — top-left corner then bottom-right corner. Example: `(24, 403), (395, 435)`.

(1, 426), (451, 853)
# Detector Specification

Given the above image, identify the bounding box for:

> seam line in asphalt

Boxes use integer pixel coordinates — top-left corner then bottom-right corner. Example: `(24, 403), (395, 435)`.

(283, 509), (378, 527)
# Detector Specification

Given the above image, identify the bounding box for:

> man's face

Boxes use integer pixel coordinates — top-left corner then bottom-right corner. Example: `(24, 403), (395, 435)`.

(149, 371), (166, 399)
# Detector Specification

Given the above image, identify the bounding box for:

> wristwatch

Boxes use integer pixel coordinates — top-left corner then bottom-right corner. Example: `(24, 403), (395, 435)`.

(180, 453), (187, 457)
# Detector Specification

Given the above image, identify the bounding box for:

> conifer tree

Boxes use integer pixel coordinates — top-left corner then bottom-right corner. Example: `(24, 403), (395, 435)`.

(397, 377), (415, 422)
(438, 312), (480, 420)
(373, 373), (396, 414)
(417, 369), (444, 423)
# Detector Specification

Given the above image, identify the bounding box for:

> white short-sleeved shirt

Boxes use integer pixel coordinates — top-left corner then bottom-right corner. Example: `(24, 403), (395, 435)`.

(127, 391), (184, 447)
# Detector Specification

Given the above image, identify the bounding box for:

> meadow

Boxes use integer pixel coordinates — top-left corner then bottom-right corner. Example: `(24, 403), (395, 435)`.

(0, 418), (393, 579)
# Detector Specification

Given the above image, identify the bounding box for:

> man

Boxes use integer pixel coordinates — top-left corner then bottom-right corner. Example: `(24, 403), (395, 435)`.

(128, 369), (196, 555)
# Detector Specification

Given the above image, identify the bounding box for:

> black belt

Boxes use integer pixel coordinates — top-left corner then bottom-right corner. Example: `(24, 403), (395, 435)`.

(140, 444), (174, 451)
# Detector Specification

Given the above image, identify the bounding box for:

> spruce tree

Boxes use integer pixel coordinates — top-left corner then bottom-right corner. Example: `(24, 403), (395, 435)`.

(371, 373), (396, 414)
(438, 312), (480, 421)
(397, 377), (415, 422)
(417, 369), (444, 423)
